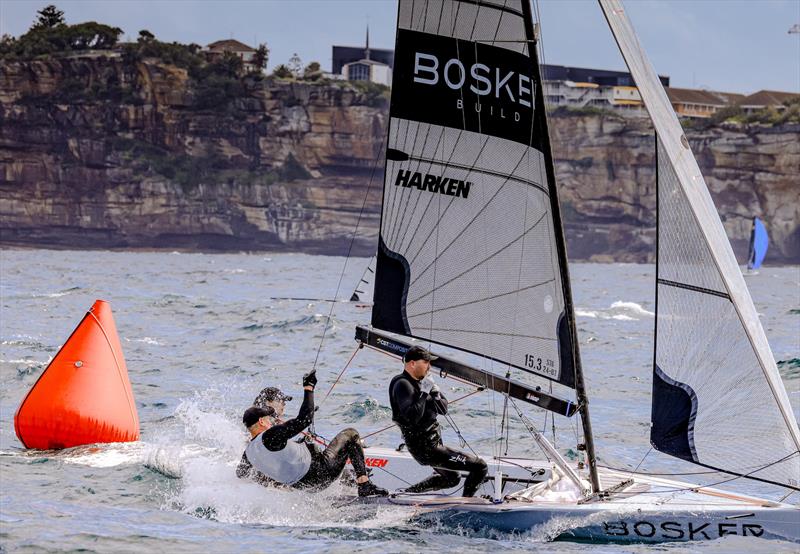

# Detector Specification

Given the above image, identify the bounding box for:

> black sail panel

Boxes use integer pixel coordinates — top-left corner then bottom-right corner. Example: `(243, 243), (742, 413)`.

(371, 0), (579, 391)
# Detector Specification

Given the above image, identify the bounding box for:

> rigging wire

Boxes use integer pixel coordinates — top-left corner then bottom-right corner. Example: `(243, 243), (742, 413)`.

(319, 344), (361, 408)
(309, 131), (386, 375)
(361, 388), (483, 440)
(606, 451), (800, 497)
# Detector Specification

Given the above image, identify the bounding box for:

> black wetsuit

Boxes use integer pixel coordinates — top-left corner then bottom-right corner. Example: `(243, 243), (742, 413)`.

(389, 371), (488, 497)
(236, 389), (368, 490)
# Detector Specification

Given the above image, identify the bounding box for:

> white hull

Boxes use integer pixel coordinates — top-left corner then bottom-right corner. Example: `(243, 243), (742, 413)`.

(361, 452), (799, 543)
(363, 446), (552, 496)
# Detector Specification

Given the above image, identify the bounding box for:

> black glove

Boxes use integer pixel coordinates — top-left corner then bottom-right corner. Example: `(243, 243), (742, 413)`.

(302, 370), (318, 389)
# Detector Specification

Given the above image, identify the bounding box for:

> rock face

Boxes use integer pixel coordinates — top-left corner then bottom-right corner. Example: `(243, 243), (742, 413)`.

(1, 55), (798, 263)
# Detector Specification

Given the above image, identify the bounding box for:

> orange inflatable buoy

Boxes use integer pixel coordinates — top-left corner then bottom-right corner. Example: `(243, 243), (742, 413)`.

(14, 300), (139, 449)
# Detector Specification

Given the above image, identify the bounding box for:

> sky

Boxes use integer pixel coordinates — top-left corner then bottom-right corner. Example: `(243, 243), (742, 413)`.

(1, 0), (798, 94)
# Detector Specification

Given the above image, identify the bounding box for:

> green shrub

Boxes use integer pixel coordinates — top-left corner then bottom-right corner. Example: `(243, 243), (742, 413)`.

(0, 20), (122, 60)
(348, 80), (390, 107)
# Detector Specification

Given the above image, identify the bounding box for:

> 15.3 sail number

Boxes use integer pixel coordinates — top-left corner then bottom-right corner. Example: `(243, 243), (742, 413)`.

(524, 355), (557, 378)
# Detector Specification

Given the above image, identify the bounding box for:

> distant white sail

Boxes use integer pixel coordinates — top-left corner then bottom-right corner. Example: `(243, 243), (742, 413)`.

(600, 0), (800, 490)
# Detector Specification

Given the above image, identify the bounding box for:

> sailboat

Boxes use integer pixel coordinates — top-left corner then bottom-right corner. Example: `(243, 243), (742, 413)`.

(350, 255), (376, 304)
(331, 0), (800, 542)
(270, 256), (376, 303)
(746, 217), (769, 272)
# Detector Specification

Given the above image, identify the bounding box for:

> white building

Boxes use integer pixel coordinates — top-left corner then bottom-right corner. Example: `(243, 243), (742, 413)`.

(342, 58), (392, 87)
(335, 27), (392, 87)
(543, 80), (645, 115)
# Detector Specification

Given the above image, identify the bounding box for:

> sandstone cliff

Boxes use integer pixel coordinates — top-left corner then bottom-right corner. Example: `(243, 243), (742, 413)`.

(1, 55), (798, 263)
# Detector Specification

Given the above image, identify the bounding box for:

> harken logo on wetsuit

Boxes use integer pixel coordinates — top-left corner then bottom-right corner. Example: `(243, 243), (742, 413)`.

(394, 170), (471, 199)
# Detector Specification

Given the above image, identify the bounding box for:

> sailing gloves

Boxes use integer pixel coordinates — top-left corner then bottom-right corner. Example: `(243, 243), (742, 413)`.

(421, 375), (440, 396)
(302, 370), (318, 390)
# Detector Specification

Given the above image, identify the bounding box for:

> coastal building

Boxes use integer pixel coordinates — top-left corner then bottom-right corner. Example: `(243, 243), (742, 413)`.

(539, 64), (669, 116)
(541, 64), (670, 88)
(332, 28), (393, 86)
(665, 87), (731, 118)
(739, 90), (799, 113)
(542, 80), (647, 114)
(206, 39), (259, 72)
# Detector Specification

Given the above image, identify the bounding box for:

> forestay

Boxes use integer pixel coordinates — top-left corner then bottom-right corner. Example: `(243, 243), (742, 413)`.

(600, 0), (800, 490)
(372, 0), (579, 391)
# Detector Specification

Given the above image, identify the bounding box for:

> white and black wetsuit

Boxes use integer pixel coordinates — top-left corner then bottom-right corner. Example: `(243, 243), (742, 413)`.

(389, 370), (488, 497)
(236, 389), (369, 490)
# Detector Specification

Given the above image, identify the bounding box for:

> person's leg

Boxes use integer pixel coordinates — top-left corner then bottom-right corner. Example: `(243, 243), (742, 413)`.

(408, 443), (487, 497)
(433, 445), (488, 497)
(322, 428), (367, 479)
(319, 428), (387, 497)
(316, 428), (364, 481)
(404, 466), (461, 493)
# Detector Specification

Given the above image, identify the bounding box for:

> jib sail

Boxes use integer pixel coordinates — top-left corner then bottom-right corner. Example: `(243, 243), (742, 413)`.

(372, 0), (580, 392)
(601, 0), (800, 490)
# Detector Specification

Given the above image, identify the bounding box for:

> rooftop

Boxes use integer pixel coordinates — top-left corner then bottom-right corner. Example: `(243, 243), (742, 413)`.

(740, 90), (799, 107)
(665, 87), (728, 106)
(206, 39), (255, 53)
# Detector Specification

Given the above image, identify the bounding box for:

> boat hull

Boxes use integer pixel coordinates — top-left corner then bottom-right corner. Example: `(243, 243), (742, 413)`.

(406, 502), (799, 543)
(383, 467), (800, 543)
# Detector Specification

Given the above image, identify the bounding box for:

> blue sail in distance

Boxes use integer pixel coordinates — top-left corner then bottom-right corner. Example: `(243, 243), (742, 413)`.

(747, 217), (769, 270)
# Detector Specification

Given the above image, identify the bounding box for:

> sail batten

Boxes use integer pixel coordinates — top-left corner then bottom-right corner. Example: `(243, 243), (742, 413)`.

(600, 0), (800, 490)
(371, 0), (580, 394)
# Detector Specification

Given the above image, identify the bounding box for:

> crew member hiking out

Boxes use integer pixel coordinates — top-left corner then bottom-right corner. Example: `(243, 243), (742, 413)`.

(237, 370), (387, 497)
(389, 346), (488, 497)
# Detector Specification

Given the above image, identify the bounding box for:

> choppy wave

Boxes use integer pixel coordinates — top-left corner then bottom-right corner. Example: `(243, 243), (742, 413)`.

(777, 358), (800, 379)
(576, 301), (655, 321)
(126, 337), (163, 346)
(335, 397), (392, 423)
(31, 286), (82, 298)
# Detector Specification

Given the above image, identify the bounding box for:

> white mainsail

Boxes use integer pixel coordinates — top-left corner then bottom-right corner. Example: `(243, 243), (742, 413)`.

(371, 0), (581, 392)
(600, 0), (800, 490)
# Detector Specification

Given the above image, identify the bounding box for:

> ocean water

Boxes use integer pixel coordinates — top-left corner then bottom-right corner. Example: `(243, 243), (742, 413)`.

(1, 249), (798, 553)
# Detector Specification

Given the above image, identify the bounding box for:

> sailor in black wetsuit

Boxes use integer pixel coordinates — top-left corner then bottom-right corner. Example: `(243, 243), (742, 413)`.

(389, 346), (488, 497)
(237, 370), (387, 497)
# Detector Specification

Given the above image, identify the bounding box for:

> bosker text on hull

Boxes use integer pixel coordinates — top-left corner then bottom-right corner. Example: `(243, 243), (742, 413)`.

(311, 0), (799, 543)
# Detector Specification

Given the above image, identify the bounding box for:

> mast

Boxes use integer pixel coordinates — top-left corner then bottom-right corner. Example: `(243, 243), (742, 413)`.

(520, 0), (601, 494)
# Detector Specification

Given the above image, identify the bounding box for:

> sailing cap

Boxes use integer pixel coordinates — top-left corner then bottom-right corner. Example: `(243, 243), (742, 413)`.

(242, 406), (275, 428)
(254, 387), (292, 407)
(403, 345), (438, 363)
